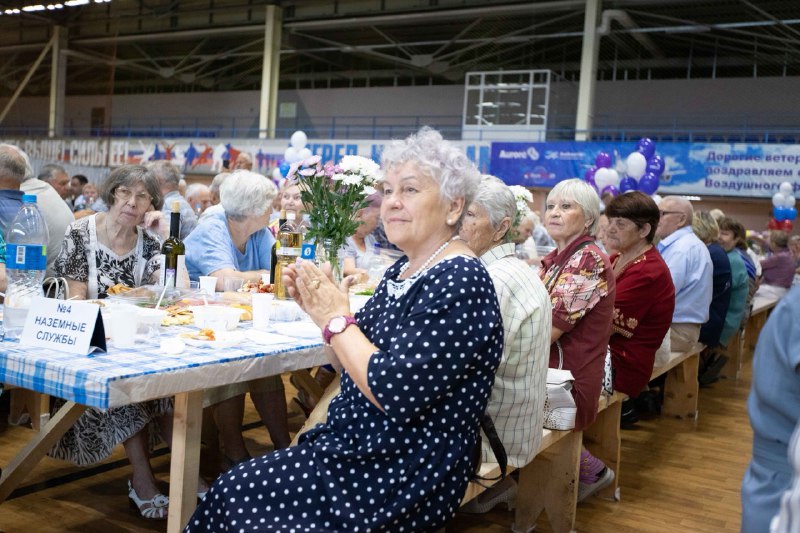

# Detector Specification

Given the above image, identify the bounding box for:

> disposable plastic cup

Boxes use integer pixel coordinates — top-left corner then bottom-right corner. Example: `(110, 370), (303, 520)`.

(252, 293), (274, 331)
(112, 308), (139, 349)
(223, 277), (244, 292)
(199, 276), (217, 295)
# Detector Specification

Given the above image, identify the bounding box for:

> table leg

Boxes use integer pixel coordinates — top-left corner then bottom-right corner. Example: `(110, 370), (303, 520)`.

(0, 400), (86, 503)
(167, 390), (204, 533)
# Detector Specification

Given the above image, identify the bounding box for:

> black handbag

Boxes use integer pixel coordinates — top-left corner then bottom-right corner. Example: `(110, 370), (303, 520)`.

(470, 413), (508, 484)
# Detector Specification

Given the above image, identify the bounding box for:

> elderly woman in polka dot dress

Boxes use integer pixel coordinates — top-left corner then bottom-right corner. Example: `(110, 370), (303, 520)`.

(185, 127), (503, 532)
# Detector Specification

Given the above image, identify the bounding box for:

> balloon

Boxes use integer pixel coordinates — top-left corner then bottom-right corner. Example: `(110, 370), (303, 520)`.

(646, 155), (665, 177)
(780, 181), (793, 196)
(271, 167), (283, 181)
(607, 169), (620, 187)
(639, 173), (660, 195)
(651, 194), (662, 205)
(595, 152), (612, 169)
(637, 137), (656, 160)
(284, 146), (300, 163)
(781, 219), (794, 232)
(279, 160), (291, 177)
(784, 195), (796, 208)
(625, 152), (647, 179)
(298, 147), (312, 160)
(601, 185), (619, 198)
(774, 206), (789, 221)
(584, 166), (597, 185)
(773, 192), (786, 208)
(619, 176), (638, 193)
(788, 206), (798, 221)
(290, 130), (308, 149)
(594, 167), (614, 190)
(768, 217), (780, 230)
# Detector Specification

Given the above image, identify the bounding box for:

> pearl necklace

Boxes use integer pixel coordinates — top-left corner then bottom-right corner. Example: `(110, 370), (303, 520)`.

(398, 235), (460, 279)
(388, 235), (460, 299)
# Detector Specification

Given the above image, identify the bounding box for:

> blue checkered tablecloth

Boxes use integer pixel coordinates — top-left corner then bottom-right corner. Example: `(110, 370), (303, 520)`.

(0, 324), (325, 410)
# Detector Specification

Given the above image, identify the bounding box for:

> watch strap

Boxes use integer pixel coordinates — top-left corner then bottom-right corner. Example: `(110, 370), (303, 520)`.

(323, 315), (357, 345)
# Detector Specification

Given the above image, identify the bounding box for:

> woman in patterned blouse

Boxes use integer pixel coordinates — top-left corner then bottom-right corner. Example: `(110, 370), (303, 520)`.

(539, 178), (616, 502)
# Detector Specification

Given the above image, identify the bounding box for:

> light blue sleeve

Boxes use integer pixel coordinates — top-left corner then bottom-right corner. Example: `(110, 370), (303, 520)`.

(185, 219), (237, 279)
(254, 229), (275, 271)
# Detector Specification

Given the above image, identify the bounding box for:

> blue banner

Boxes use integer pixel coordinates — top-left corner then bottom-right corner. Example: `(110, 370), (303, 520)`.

(490, 141), (800, 198)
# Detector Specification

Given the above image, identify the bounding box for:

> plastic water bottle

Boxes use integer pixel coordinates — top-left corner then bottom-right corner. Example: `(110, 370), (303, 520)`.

(298, 213), (316, 262)
(3, 194), (49, 339)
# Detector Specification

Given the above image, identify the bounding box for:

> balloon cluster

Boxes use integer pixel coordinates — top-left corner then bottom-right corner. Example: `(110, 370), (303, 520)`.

(583, 138), (664, 198)
(273, 131), (312, 181)
(769, 181), (797, 231)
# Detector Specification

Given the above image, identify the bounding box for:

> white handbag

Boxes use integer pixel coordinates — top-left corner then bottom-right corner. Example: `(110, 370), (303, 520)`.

(543, 340), (577, 430)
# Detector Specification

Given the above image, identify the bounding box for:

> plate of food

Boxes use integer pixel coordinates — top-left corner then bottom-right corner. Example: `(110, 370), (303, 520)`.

(240, 280), (274, 294)
(179, 329), (244, 349)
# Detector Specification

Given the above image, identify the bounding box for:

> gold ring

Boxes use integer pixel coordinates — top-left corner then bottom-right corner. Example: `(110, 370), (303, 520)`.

(309, 279), (321, 289)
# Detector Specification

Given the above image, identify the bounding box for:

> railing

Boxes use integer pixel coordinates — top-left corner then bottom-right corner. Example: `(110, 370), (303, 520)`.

(1, 115), (799, 144)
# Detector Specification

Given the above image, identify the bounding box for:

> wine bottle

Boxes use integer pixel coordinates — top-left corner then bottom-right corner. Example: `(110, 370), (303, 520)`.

(269, 210), (287, 284)
(161, 201), (186, 287)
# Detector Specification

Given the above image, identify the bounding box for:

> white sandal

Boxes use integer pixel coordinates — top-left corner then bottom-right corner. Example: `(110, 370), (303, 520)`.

(128, 480), (169, 520)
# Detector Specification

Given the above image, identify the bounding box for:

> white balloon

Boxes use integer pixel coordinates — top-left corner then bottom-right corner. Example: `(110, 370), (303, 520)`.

(773, 192), (785, 208)
(284, 146), (300, 163)
(779, 181), (793, 196)
(784, 195), (796, 208)
(298, 147), (312, 160)
(607, 169), (621, 188)
(625, 152), (647, 179)
(290, 130), (308, 149)
(651, 194), (662, 205)
(272, 168), (283, 181)
(594, 168), (614, 189)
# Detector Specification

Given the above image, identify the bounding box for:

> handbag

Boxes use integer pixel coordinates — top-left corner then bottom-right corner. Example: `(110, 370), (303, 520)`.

(601, 346), (614, 397)
(543, 340), (578, 430)
(43, 277), (69, 300)
(470, 413), (508, 485)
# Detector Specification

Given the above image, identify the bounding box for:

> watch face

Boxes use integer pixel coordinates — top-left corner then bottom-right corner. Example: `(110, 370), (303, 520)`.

(329, 316), (347, 333)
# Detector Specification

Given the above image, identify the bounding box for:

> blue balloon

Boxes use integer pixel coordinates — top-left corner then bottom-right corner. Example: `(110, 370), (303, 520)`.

(619, 176), (638, 193)
(584, 167), (597, 187)
(789, 207), (799, 221)
(279, 160), (291, 178)
(595, 152), (612, 169)
(637, 138), (656, 160)
(639, 173), (660, 195)
(647, 155), (665, 177)
(601, 185), (619, 198)
(774, 206), (790, 221)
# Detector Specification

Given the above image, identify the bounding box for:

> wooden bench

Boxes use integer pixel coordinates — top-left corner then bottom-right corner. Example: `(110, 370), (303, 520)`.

(650, 347), (703, 419)
(461, 392), (624, 533)
(722, 293), (779, 380)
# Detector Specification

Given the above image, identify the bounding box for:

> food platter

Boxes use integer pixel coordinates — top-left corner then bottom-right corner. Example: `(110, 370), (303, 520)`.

(106, 284), (202, 308)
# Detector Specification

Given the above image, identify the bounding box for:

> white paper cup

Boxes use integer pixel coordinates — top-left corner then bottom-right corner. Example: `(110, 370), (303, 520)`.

(199, 276), (217, 295)
(112, 308), (139, 349)
(251, 293), (274, 331)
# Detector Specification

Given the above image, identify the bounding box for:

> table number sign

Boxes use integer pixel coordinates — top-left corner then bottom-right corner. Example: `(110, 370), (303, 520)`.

(19, 297), (107, 354)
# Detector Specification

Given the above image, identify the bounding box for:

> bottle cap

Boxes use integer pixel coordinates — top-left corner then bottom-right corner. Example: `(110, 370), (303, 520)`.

(22, 194), (37, 203)
(172, 201), (180, 213)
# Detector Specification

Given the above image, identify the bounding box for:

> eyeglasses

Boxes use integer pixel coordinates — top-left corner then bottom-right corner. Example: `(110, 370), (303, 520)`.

(659, 210), (682, 217)
(114, 187), (152, 206)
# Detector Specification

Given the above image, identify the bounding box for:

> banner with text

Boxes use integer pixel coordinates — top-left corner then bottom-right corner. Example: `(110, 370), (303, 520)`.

(1, 137), (491, 178)
(490, 141), (800, 198)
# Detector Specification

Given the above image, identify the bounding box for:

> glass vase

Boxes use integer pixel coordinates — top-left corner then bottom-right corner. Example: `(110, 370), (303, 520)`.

(318, 238), (343, 285)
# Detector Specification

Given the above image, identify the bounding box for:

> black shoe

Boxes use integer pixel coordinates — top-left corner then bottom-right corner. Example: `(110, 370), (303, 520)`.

(635, 390), (661, 416)
(620, 399), (639, 429)
(699, 354), (728, 387)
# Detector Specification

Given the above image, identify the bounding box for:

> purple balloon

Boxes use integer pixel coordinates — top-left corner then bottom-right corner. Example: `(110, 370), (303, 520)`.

(619, 176), (638, 193)
(584, 166), (597, 186)
(595, 152), (612, 169)
(601, 185), (619, 198)
(639, 173), (660, 195)
(647, 155), (665, 177)
(637, 137), (656, 160)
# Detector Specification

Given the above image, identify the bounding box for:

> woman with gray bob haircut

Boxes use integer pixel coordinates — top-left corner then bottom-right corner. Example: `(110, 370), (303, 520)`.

(219, 170), (277, 220)
(99, 165), (163, 211)
(380, 126), (480, 229)
(459, 175), (551, 514)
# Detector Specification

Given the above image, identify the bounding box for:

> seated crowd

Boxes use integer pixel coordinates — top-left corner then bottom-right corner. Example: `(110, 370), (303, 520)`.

(0, 131), (797, 530)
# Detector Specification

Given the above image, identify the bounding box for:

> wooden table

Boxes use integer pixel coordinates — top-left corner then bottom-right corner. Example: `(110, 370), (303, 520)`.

(0, 324), (326, 533)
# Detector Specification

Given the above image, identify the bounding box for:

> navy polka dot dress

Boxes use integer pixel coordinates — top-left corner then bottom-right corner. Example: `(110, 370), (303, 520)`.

(186, 255), (503, 532)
